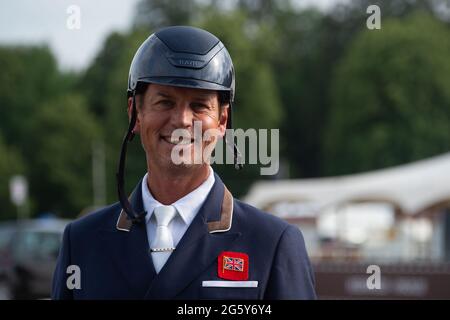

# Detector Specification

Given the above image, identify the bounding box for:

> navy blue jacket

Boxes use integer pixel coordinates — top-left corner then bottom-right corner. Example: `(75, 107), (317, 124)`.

(52, 174), (316, 299)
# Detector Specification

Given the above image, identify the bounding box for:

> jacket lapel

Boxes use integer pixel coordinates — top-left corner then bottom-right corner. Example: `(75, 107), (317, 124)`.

(144, 174), (240, 299)
(99, 180), (156, 298)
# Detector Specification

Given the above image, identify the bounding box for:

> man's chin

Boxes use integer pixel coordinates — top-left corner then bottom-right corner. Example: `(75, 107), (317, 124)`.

(155, 155), (205, 171)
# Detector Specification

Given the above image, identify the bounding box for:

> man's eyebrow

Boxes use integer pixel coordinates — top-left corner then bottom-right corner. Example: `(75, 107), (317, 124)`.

(192, 93), (217, 101)
(155, 91), (173, 98)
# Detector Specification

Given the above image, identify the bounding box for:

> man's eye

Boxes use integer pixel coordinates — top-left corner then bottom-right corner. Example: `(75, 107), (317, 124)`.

(191, 103), (208, 111)
(158, 100), (174, 107)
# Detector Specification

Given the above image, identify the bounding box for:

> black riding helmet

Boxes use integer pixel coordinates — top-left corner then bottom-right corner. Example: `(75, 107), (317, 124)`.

(118, 26), (242, 225)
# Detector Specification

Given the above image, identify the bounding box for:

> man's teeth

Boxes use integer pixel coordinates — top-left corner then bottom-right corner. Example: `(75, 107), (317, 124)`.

(168, 136), (193, 145)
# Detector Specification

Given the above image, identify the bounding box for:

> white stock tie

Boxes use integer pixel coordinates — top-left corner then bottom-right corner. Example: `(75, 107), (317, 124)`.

(150, 205), (177, 273)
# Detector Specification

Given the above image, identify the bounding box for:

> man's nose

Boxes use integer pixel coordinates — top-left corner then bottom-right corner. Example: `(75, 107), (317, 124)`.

(170, 104), (194, 128)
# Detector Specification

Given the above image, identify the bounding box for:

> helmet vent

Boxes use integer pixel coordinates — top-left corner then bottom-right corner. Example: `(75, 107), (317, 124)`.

(155, 26), (219, 55)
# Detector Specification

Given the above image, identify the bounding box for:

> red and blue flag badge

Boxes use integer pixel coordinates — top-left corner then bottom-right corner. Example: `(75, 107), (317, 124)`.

(218, 251), (249, 281)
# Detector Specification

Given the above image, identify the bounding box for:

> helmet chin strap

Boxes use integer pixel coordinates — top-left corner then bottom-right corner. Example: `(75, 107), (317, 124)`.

(116, 91), (147, 225)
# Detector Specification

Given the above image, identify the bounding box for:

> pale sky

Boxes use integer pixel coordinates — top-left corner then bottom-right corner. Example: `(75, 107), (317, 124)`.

(0, 0), (343, 71)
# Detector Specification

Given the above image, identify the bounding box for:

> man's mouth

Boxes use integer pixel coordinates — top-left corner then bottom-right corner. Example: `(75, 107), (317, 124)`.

(161, 135), (195, 145)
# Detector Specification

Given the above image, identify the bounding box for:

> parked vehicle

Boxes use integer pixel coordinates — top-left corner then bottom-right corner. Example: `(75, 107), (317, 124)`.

(0, 218), (70, 299)
(0, 222), (16, 280)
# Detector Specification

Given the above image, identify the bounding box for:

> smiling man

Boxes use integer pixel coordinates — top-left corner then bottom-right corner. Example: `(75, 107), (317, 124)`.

(135, 84), (228, 205)
(51, 26), (316, 300)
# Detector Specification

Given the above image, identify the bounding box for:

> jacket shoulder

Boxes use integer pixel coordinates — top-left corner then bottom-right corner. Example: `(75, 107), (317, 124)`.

(69, 203), (122, 237)
(232, 199), (292, 236)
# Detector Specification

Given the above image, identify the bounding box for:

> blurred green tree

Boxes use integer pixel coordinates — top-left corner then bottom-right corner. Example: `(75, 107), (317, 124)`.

(269, 0), (445, 178)
(323, 12), (450, 175)
(0, 46), (85, 218)
(270, 7), (331, 178)
(0, 46), (63, 144)
(25, 94), (99, 217)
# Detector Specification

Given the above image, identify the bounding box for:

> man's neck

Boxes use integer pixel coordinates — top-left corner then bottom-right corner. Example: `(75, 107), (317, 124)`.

(146, 165), (211, 205)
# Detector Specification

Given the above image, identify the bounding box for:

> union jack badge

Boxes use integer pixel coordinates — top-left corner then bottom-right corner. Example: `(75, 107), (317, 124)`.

(218, 251), (249, 281)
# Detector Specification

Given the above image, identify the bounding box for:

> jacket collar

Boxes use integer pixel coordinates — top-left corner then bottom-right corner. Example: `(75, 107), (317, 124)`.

(116, 172), (233, 233)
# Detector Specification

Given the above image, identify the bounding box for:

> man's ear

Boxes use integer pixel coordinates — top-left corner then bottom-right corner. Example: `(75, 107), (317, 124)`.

(218, 104), (229, 137)
(127, 97), (140, 134)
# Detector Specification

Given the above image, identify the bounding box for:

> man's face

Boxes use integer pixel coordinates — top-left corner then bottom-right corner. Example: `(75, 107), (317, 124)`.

(128, 84), (228, 172)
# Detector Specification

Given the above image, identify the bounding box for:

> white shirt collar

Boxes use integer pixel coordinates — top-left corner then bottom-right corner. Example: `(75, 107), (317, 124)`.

(141, 166), (215, 226)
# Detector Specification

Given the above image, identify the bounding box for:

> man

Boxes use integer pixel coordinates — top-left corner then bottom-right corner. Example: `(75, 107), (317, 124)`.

(52, 26), (316, 299)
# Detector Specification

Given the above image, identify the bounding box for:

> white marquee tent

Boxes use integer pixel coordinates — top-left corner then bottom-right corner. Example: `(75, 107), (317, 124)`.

(244, 152), (450, 217)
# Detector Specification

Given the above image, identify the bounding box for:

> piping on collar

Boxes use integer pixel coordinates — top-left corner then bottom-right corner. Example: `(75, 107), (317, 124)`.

(116, 191), (134, 232)
(116, 209), (133, 232)
(207, 186), (233, 233)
